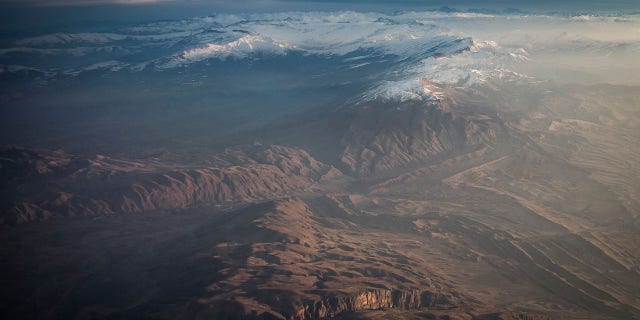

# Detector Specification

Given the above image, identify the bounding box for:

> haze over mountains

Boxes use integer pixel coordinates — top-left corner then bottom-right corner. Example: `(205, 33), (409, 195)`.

(1, 3), (640, 320)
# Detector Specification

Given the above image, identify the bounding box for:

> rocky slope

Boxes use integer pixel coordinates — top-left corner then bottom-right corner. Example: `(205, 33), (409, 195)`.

(296, 289), (456, 319)
(2, 83), (640, 320)
(0, 197), (470, 320)
(0, 144), (341, 224)
(340, 96), (500, 176)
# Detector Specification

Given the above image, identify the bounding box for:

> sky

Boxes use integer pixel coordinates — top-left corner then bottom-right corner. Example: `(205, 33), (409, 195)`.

(0, 0), (638, 11)
(2, 0), (638, 34)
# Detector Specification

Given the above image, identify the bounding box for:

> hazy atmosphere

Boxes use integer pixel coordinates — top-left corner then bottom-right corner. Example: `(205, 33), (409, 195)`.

(1, 1), (639, 319)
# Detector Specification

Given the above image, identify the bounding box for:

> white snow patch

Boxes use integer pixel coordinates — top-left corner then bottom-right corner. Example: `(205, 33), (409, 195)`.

(361, 40), (531, 102)
(180, 35), (291, 61)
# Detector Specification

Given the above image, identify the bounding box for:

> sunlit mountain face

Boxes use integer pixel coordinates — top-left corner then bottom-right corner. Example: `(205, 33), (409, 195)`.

(1, 2), (640, 320)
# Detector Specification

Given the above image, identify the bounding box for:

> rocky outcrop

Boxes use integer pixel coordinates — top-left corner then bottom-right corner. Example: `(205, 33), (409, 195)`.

(473, 312), (553, 320)
(295, 289), (459, 319)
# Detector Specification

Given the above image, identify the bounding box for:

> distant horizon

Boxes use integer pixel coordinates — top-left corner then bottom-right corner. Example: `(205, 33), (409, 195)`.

(2, 0), (638, 37)
(1, 0), (639, 11)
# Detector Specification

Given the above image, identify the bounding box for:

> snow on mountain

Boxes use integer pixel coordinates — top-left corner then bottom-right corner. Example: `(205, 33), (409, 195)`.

(5, 11), (637, 99)
(156, 11), (469, 67)
(168, 35), (292, 66)
(361, 40), (530, 102)
(1, 12), (474, 70)
(15, 31), (199, 47)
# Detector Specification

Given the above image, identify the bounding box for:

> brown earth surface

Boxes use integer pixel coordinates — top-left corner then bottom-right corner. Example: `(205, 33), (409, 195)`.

(2, 82), (639, 319)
